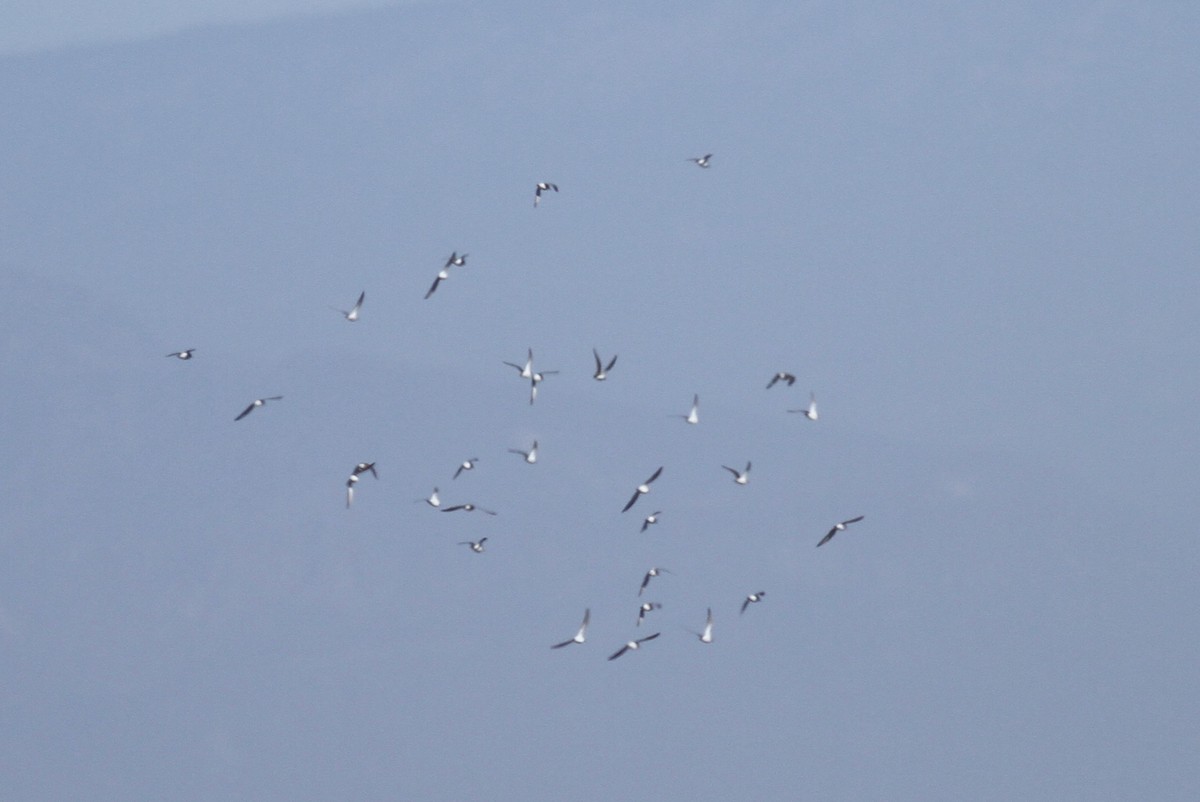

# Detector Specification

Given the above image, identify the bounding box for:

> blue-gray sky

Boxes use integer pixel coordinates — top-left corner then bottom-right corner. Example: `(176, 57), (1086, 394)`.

(2, 2), (1198, 799)
(1, 0), (405, 54)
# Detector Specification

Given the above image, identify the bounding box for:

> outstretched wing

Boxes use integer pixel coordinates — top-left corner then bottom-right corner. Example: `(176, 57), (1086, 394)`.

(607, 645), (630, 661)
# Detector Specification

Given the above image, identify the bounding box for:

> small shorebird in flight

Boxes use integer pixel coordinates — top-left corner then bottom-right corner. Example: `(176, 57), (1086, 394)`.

(534, 182), (558, 207)
(334, 291), (365, 321)
(592, 349), (617, 381)
(674, 394), (700, 425)
(419, 487), (441, 508)
(458, 537), (488, 553)
(425, 254), (466, 300)
(345, 475), (358, 509)
(636, 602), (662, 627)
(622, 466), (664, 513)
(766, 372), (796, 389)
(453, 458), (480, 479)
(508, 440), (538, 464)
(442, 503), (497, 515)
(640, 511), (661, 532)
(503, 348), (535, 380)
(429, 267), (451, 298)
(639, 567), (670, 596)
(688, 608), (715, 644)
(234, 396), (283, 421)
(529, 369), (559, 405)
(740, 591), (766, 615)
(788, 393), (818, 421)
(688, 154), (713, 168)
(550, 609), (590, 649)
(166, 349), (195, 360)
(353, 462), (377, 479)
(722, 462), (751, 485)
(608, 632), (660, 661)
(817, 515), (865, 547)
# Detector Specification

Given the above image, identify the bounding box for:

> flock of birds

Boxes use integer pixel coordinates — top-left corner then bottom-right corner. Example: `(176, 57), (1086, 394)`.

(167, 154), (867, 663)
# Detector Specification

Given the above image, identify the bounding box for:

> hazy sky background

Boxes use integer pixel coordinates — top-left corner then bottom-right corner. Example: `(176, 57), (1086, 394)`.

(1, 0), (406, 55)
(2, 1), (1198, 799)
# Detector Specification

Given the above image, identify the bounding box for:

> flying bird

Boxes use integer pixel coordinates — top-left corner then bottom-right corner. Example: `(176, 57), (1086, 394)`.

(508, 440), (538, 464)
(640, 511), (662, 533)
(696, 608), (714, 643)
(429, 271), (451, 298)
(683, 608), (714, 643)
(674, 394), (700, 425)
(551, 609), (590, 649)
(722, 462), (751, 485)
(419, 487), (441, 508)
(442, 503), (497, 515)
(592, 349), (618, 381)
(622, 466), (664, 513)
(534, 181), (558, 207)
(234, 396), (283, 421)
(688, 154), (713, 168)
(165, 349), (195, 360)
(788, 393), (818, 421)
(740, 591), (766, 615)
(637, 602), (662, 626)
(345, 475), (358, 509)
(766, 372), (796, 389)
(608, 632), (661, 661)
(816, 515), (865, 547)
(639, 567), (671, 596)
(458, 537), (488, 553)
(503, 348), (535, 379)
(353, 462), (378, 479)
(453, 458), (480, 479)
(334, 291), (365, 321)
(424, 266), (451, 299)
(425, 253), (467, 300)
(529, 369), (559, 405)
